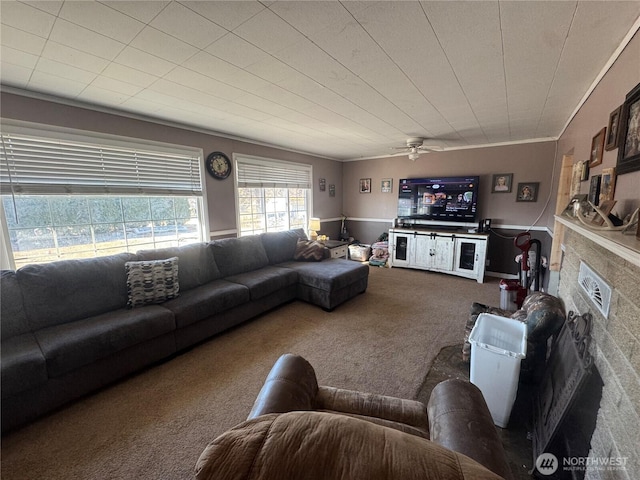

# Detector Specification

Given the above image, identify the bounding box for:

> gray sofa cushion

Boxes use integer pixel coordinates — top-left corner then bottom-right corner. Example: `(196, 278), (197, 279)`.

(281, 259), (369, 292)
(1, 333), (48, 398)
(261, 229), (306, 264)
(17, 253), (137, 330)
(1, 270), (30, 341)
(210, 236), (269, 277)
(35, 305), (175, 378)
(162, 279), (251, 328)
(225, 266), (299, 300)
(137, 243), (221, 290)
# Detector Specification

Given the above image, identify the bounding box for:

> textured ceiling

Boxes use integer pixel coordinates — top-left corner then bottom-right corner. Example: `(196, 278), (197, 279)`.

(1, 1), (639, 160)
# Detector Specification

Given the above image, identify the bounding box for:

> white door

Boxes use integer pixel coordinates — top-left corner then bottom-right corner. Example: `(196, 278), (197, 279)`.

(432, 236), (455, 271)
(454, 238), (486, 280)
(413, 234), (432, 268)
(390, 232), (412, 267)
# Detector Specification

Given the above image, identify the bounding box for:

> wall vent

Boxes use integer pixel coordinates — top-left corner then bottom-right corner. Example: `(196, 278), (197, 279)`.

(578, 261), (612, 318)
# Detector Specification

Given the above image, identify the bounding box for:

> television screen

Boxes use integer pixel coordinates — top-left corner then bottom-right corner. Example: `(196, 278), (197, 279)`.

(397, 176), (479, 222)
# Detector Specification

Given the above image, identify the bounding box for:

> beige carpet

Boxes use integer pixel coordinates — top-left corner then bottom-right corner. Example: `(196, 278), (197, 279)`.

(1, 266), (500, 480)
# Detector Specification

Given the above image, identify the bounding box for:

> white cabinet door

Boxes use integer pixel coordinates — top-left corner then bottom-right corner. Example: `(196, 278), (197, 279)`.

(454, 237), (487, 281)
(390, 231), (412, 267)
(413, 234), (432, 268)
(432, 236), (455, 271)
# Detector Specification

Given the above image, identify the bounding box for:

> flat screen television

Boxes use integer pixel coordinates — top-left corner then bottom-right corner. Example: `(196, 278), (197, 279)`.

(397, 176), (479, 224)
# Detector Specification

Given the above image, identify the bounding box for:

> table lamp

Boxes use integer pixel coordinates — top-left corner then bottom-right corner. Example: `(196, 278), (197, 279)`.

(309, 218), (321, 241)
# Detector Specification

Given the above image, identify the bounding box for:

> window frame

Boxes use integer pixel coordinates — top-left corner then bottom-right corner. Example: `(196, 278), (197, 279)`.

(0, 122), (209, 269)
(233, 153), (313, 237)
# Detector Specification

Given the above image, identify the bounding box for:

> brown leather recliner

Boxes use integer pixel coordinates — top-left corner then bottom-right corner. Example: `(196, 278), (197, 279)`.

(247, 353), (431, 439)
(244, 354), (513, 480)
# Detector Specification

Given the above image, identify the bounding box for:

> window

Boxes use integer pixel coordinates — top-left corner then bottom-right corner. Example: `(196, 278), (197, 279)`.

(235, 155), (311, 237)
(1, 127), (206, 269)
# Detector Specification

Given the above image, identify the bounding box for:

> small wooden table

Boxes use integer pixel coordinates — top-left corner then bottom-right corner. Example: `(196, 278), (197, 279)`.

(322, 240), (348, 259)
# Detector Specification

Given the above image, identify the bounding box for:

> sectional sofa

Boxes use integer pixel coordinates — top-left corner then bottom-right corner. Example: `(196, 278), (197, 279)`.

(0, 229), (369, 434)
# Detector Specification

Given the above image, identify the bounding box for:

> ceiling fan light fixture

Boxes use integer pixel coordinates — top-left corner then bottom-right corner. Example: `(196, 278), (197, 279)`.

(408, 152), (420, 161)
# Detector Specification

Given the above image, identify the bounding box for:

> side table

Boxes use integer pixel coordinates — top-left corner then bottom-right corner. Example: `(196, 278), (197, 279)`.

(322, 240), (348, 259)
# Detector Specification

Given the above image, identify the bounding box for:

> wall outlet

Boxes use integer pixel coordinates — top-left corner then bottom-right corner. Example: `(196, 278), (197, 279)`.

(485, 259), (490, 266)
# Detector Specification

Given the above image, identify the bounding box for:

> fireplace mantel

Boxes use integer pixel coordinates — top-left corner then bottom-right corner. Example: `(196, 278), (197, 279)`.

(555, 215), (640, 267)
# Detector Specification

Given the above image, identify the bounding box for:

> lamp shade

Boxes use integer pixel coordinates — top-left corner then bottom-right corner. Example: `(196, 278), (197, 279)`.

(309, 218), (321, 231)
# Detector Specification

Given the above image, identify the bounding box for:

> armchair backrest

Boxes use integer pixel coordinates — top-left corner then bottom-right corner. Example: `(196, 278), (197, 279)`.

(248, 354), (319, 420)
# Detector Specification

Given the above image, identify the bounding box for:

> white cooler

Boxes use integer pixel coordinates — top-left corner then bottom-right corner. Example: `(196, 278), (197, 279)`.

(468, 313), (527, 428)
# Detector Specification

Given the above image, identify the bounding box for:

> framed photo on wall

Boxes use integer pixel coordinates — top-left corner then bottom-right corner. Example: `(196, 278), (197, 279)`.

(381, 178), (392, 193)
(599, 167), (616, 203)
(516, 182), (539, 202)
(329, 184), (335, 197)
(491, 173), (513, 193)
(605, 105), (623, 151)
(359, 178), (371, 193)
(588, 175), (601, 206)
(570, 163), (582, 197)
(589, 127), (606, 168)
(617, 82), (640, 175)
(319, 178), (326, 191)
(580, 160), (590, 181)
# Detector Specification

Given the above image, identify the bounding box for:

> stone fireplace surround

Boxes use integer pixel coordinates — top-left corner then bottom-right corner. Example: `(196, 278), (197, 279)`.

(555, 217), (639, 480)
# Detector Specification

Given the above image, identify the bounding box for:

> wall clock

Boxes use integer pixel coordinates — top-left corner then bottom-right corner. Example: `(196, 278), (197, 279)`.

(205, 151), (231, 180)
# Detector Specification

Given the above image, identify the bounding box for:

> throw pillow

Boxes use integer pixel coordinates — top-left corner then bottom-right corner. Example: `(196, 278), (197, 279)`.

(125, 257), (179, 308)
(293, 240), (326, 262)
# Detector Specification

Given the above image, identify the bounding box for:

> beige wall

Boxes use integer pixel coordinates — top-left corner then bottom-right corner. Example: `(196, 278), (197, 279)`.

(0, 93), (344, 237)
(342, 141), (557, 228)
(554, 32), (639, 480)
(551, 31), (640, 231)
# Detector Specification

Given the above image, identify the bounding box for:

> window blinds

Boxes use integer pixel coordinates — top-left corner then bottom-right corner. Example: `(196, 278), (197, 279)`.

(236, 155), (311, 189)
(0, 133), (202, 196)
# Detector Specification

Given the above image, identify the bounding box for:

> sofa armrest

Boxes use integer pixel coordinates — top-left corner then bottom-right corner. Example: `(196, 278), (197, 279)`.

(316, 385), (429, 433)
(427, 379), (513, 480)
(247, 354), (319, 420)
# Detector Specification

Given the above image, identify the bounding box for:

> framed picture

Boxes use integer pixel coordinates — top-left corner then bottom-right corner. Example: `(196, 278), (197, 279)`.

(591, 200), (617, 226)
(605, 105), (623, 151)
(359, 178), (371, 193)
(570, 163), (582, 197)
(599, 167), (616, 203)
(589, 127), (606, 168)
(516, 182), (539, 202)
(319, 178), (326, 191)
(562, 194), (588, 218)
(580, 160), (590, 181)
(617, 82), (640, 175)
(381, 178), (392, 193)
(491, 173), (513, 193)
(329, 184), (335, 197)
(588, 175), (601, 206)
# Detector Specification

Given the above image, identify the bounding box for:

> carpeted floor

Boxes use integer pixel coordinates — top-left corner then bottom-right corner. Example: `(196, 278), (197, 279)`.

(1, 266), (501, 480)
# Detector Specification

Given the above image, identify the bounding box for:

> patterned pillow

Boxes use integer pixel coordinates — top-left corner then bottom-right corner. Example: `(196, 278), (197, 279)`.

(293, 240), (327, 262)
(125, 257), (179, 308)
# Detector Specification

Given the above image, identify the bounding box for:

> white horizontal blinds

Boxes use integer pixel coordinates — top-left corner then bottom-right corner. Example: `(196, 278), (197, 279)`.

(0, 133), (202, 196)
(236, 156), (311, 188)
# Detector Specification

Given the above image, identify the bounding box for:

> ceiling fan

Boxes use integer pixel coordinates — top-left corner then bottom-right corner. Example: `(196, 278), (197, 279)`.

(393, 137), (443, 161)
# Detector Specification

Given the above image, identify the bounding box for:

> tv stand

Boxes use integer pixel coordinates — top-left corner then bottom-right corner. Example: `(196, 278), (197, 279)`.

(388, 227), (488, 283)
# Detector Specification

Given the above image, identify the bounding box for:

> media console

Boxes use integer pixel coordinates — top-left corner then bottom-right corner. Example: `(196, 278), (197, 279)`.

(388, 227), (489, 283)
